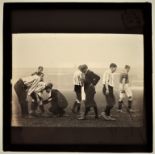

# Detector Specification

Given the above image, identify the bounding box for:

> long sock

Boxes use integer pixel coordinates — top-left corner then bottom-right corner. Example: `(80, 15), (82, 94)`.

(72, 101), (77, 112)
(84, 107), (89, 116)
(93, 106), (98, 117)
(39, 105), (45, 113)
(128, 100), (132, 109)
(77, 104), (81, 113)
(118, 101), (123, 110)
(105, 106), (111, 116)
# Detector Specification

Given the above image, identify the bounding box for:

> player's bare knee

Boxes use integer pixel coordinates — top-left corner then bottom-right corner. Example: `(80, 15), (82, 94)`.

(128, 96), (133, 101)
(119, 98), (123, 102)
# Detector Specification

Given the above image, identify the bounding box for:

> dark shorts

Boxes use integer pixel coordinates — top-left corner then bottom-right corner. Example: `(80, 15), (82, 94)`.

(74, 85), (82, 101)
(85, 85), (96, 108)
(74, 85), (81, 93)
(14, 79), (28, 115)
(74, 85), (81, 101)
(103, 85), (115, 106)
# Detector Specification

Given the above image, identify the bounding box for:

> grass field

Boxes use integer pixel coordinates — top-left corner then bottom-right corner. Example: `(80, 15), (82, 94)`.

(11, 68), (144, 127)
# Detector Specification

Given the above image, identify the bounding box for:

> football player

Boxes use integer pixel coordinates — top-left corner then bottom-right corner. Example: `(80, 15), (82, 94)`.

(117, 65), (134, 113)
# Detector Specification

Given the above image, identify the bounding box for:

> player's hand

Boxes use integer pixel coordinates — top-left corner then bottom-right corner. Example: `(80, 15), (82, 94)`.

(121, 90), (125, 93)
(105, 89), (109, 95)
(39, 101), (43, 106)
(48, 98), (52, 102)
(90, 83), (94, 88)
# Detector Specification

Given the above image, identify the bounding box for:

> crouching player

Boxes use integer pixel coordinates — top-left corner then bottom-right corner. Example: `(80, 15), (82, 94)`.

(30, 82), (68, 117)
(48, 88), (68, 117)
(117, 65), (134, 113)
(30, 82), (53, 116)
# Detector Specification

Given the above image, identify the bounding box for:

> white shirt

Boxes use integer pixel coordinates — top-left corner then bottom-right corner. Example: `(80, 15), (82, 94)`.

(38, 90), (51, 101)
(34, 82), (46, 93)
(22, 75), (40, 87)
(73, 69), (84, 86)
(22, 75), (41, 95)
(103, 69), (114, 87)
(32, 82), (51, 104)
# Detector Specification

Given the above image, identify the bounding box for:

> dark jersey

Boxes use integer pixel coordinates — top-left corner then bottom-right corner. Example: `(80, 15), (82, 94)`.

(120, 72), (129, 84)
(84, 70), (100, 90)
(50, 89), (68, 109)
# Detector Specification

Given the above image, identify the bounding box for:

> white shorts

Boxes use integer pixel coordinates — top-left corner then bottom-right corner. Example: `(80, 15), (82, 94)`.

(81, 86), (86, 101)
(119, 83), (133, 100)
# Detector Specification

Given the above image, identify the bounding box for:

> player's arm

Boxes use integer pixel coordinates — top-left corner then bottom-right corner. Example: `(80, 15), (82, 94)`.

(120, 73), (126, 92)
(78, 73), (82, 85)
(27, 77), (41, 95)
(80, 73), (85, 86)
(34, 92), (40, 103)
(105, 72), (110, 94)
(31, 72), (37, 76)
(92, 72), (100, 86)
(42, 97), (52, 105)
(122, 78), (126, 89)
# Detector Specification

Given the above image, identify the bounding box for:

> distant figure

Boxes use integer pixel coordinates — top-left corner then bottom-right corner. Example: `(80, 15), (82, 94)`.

(14, 74), (44, 118)
(117, 65), (134, 112)
(31, 66), (44, 77)
(78, 64), (100, 120)
(101, 63), (117, 121)
(72, 65), (85, 114)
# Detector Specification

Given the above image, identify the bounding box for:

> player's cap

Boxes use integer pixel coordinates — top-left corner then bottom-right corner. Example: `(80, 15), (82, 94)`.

(38, 66), (44, 70)
(45, 82), (53, 89)
(125, 65), (130, 69)
(78, 65), (82, 70)
(81, 64), (88, 70)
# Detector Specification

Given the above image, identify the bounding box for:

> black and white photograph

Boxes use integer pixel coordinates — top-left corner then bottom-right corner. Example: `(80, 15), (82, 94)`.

(2, 2), (152, 152)
(12, 33), (144, 127)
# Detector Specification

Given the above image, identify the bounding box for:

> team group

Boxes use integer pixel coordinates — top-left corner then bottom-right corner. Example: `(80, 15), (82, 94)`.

(14, 63), (133, 121)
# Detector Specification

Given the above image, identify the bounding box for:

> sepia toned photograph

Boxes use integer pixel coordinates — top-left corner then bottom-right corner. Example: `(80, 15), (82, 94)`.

(3, 2), (153, 152)
(11, 33), (144, 127)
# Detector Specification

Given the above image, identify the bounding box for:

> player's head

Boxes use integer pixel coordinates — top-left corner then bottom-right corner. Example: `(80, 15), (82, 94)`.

(45, 82), (53, 93)
(81, 64), (88, 74)
(78, 65), (82, 71)
(38, 66), (44, 73)
(109, 63), (117, 73)
(125, 65), (130, 73)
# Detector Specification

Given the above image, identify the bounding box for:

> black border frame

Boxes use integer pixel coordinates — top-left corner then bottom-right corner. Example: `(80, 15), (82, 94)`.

(3, 2), (152, 152)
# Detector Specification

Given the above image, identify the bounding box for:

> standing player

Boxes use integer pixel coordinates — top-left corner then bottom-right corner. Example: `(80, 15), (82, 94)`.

(72, 65), (85, 114)
(29, 81), (47, 116)
(14, 73), (44, 118)
(78, 64), (100, 120)
(117, 65), (134, 112)
(101, 63), (117, 121)
(30, 82), (68, 117)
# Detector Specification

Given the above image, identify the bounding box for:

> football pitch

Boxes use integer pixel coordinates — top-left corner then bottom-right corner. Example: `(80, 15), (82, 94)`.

(12, 88), (144, 127)
(11, 67), (144, 127)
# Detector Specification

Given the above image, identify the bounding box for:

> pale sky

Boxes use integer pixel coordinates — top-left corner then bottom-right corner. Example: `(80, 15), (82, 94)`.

(12, 33), (143, 68)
